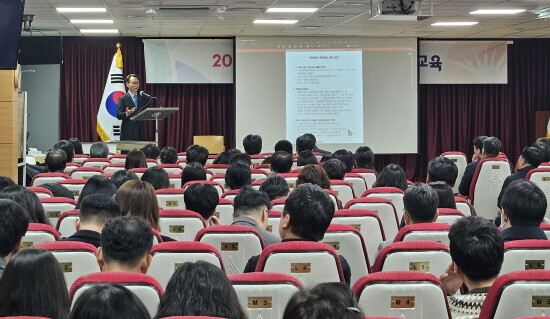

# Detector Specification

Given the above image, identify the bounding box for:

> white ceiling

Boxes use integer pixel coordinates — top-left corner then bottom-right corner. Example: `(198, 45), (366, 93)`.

(22, 0), (550, 38)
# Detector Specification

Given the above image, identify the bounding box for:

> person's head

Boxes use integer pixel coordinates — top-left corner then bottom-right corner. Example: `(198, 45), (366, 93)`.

(259, 175), (290, 200)
(234, 186), (272, 227)
(156, 261), (246, 319)
(275, 139), (293, 154)
(296, 134), (315, 153)
(323, 158), (346, 180)
(111, 169), (139, 189)
(98, 216), (153, 273)
(125, 74), (140, 94)
(501, 180), (547, 228)
(518, 146), (544, 168)
(54, 140), (75, 163)
(0, 185), (49, 225)
(537, 137), (550, 147)
(225, 161), (252, 190)
(68, 137), (83, 155)
(0, 247), (70, 319)
(0, 176), (15, 191)
(70, 284), (150, 319)
(426, 156), (459, 187)
(181, 162), (207, 185)
(403, 183), (439, 225)
(448, 216), (503, 285)
(270, 151), (293, 174)
(141, 144), (161, 160)
(296, 164), (331, 190)
(283, 282), (363, 319)
(473, 136), (488, 157)
(40, 183), (75, 199)
(77, 194), (122, 232)
(89, 141), (109, 158)
(482, 136), (501, 158)
(0, 199), (28, 260)
(45, 148), (68, 172)
(331, 150), (354, 173)
(297, 150), (318, 167)
(243, 134), (262, 155)
(185, 145), (209, 166)
(76, 175), (117, 209)
(159, 146), (178, 164)
(115, 180), (160, 230)
(229, 152), (252, 166)
(532, 141), (550, 163)
(183, 183), (219, 221)
(125, 149), (147, 170)
(372, 164), (408, 191)
(141, 166), (169, 190)
(428, 181), (456, 209)
(281, 183), (335, 241)
(355, 146), (375, 169)
(212, 151), (232, 164)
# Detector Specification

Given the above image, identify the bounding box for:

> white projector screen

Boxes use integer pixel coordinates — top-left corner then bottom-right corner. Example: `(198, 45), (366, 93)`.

(236, 37), (418, 154)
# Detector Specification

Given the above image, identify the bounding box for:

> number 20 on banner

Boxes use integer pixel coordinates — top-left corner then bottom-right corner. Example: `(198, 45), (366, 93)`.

(212, 54), (233, 67)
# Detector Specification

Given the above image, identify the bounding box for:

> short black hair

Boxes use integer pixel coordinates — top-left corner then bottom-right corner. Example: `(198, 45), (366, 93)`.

(521, 146), (544, 167)
(323, 159), (346, 180)
(40, 183), (75, 199)
(0, 199), (29, 257)
(243, 134), (262, 155)
(141, 166), (169, 190)
(537, 137), (550, 147)
(473, 136), (488, 151)
(259, 175), (290, 200)
(270, 151), (293, 174)
(89, 142), (109, 158)
(355, 146), (375, 170)
(54, 140), (75, 163)
(297, 150), (318, 167)
(225, 161), (251, 190)
(0, 176), (15, 192)
(275, 140), (293, 154)
(234, 186), (272, 217)
(403, 183), (439, 223)
(427, 156), (458, 187)
(501, 180), (547, 226)
(79, 194), (122, 226)
(482, 137), (501, 157)
(160, 146), (178, 164)
(111, 170), (139, 189)
(296, 134), (315, 153)
(185, 145), (209, 166)
(284, 183), (335, 241)
(331, 150), (354, 173)
(212, 151), (232, 165)
(532, 141), (550, 163)
(141, 143), (161, 159)
(76, 175), (117, 209)
(45, 148), (68, 172)
(181, 162), (207, 185)
(68, 137), (83, 155)
(101, 216), (153, 268)
(449, 216), (503, 281)
(184, 183), (219, 220)
(229, 152), (252, 166)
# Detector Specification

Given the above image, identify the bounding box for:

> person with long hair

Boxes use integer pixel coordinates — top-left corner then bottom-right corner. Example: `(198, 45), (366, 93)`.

(296, 164), (331, 190)
(372, 164), (408, 191)
(125, 149), (147, 170)
(0, 185), (51, 225)
(115, 179), (161, 233)
(0, 247), (70, 319)
(76, 175), (117, 209)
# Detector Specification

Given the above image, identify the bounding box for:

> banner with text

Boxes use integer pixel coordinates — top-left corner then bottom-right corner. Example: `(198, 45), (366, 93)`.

(419, 40), (508, 84)
(143, 39), (233, 83)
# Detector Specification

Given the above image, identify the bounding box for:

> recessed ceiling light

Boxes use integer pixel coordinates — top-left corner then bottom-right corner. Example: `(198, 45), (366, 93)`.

(253, 19), (298, 24)
(80, 29), (119, 34)
(56, 8), (107, 13)
(266, 8), (318, 13)
(70, 19), (114, 24)
(470, 9), (526, 14)
(431, 22), (479, 26)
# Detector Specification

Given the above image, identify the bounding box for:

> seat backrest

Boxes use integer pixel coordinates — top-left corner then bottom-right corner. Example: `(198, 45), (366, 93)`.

(215, 198), (234, 225)
(250, 155), (266, 165)
(345, 197), (400, 240)
(23, 223), (61, 247)
(108, 155), (127, 164)
(205, 164), (229, 175)
(526, 168), (550, 220)
(500, 240), (550, 275)
(183, 180), (225, 197)
(351, 168), (377, 189)
(27, 186), (54, 199)
(331, 209), (385, 265)
(81, 158), (110, 168)
(353, 271), (451, 319)
(266, 210), (282, 239)
(324, 224), (370, 286)
(167, 174), (182, 189)
(325, 189), (342, 210)
(221, 189), (240, 201)
(372, 241), (451, 278)
(345, 173), (368, 199)
(250, 179), (264, 190)
(149, 241), (225, 289)
(158, 210), (206, 241)
(57, 179), (87, 201)
(330, 180), (356, 206)
(441, 152), (468, 194)
(64, 163), (82, 175)
(210, 173), (227, 189)
(69, 272), (163, 318)
(196, 225), (264, 275)
(435, 208), (465, 225)
(55, 209), (80, 237)
(34, 241), (99, 289)
(40, 197), (77, 227)
(156, 188), (186, 210)
(255, 164), (271, 175)
(250, 169), (268, 182)
(69, 167), (103, 180)
(229, 272), (303, 319)
(394, 223), (451, 246)
(157, 164), (184, 175)
(31, 173), (70, 187)
(454, 196), (475, 217)
(279, 173), (299, 190)
(101, 163), (126, 174)
(73, 154), (90, 164)
(479, 270), (550, 319)
(362, 187), (405, 221)
(469, 157), (511, 220)
(271, 199), (285, 212)
(129, 167), (147, 178)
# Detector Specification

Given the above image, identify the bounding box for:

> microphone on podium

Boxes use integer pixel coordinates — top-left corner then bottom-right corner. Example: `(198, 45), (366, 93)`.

(139, 91), (157, 99)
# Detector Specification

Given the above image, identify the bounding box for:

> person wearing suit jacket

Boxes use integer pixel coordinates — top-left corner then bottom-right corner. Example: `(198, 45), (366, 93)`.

(117, 74), (146, 141)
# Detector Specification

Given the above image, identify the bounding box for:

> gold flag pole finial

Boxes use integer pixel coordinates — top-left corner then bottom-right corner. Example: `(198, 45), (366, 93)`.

(115, 43), (123, 68)
(116, 42), (121, 48)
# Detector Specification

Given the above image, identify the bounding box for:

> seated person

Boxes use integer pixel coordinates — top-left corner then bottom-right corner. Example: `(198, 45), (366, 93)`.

(181, 162), (207, 185)
(62, 194), (122, 247)
(45, 148), (68, 173)
(440, 216), (504, 318)
(183, 183), (220, 226)
(323, 158), (346, 180)
(243, 134), (262, 155)
(231, 186), (281, 246)
(159, 146), (178, 164)
(111, 169), (138, 190)
(296, 133), (331, 155)
(500, 180), (547, 242)
(89, 141), (109, 158)
(141, 166), (170, 190)
(0, 176), (15, 192)
(259, 175), (290, 200)
(54, 140), (75, 163)
(297, 150), (318, 167)
(185, 145), (209, 166)
(97, 216), (153, 273)
(354, 146), (376, 172)
(0, 199), (29, 275)
(275, 139), (293, 154)
(270, 151), (293, 174)
(39, 183), (75, 199)
(229, 152), (252, 167)
(69, 137), (83, 155)
(459, 136), (498, 196)
(372, 164), (408, 191)
(331, 149), (354, 173)
(225, 161), (252, 190)
(426, 156), (458, 188)
(141, 143), (160, 160)
(244, 183), (351, 284)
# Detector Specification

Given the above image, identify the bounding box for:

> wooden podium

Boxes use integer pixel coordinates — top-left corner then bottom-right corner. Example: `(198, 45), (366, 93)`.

(0, 67), (21, 181)
(535, 111), (550, 141)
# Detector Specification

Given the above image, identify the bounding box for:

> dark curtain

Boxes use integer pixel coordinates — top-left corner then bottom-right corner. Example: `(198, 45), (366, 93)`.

(60, 37), (235, 150)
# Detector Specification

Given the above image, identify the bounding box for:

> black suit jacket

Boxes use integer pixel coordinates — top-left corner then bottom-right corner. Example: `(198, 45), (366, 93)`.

(117, 92), (147, 141)
(458, 160), (479, 196)
(497, 166), (536, 208)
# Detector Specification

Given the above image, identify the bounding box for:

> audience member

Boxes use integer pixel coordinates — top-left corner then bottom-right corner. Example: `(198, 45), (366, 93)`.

(270, 151), (293, 174)
(54, 140), (75, 163)
(111, 169), (139, 189)
(212, 151), (232, 164)
(155, 261), (246, 319)
(471, 135), (489, 162)
(297, 150), (318, 167)
(296, 134), (315, 153)
(0, 176), (15, 191)
(40, 183), (75, 199)
(537, 137), (550, 147)
(275, 139), (293, 154)
(354, 146), (376, 172)
(141, 166), (170, 190)
(532, 141), (550, 163)
(459, 136), (499, 196)
(259, 175), (290, 200)
(181, 162), (207, 185)
(372, 164), (408, 191)
(0, 199), (28, 275)
(68, 137), (83, 155)
(159, 146), (178, 164)
(125, 149), (147, 170)
(440, 216), (504, 318)
(97, 216), (153, 273)
(0, 185), (50, 225)
(243, 134), (262, 155)
(115, 180), (162, 234)
(331, 149), (354, 173)
(141, 143), (160, 160)
(296, 164), (331, 190)
(76, 175), (117, 209)
(62, 194), (122, 247)
(426, 156), (459, 187)
(89, 141), (109, 158)
(231, 186), (280, 246)
(323, 158), (346, 180)
(183, 183), (220, 226)
(304, 133), (331, 155)
(229, 152), (252, 166)
(45, 148), (68, 173)
(429, 181), (457, 209)
(226, 161), (252, 190)
(185, 145), (209, 166)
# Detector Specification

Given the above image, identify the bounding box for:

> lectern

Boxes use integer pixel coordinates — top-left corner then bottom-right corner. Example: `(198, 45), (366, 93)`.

(131, 107), (179, 143)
